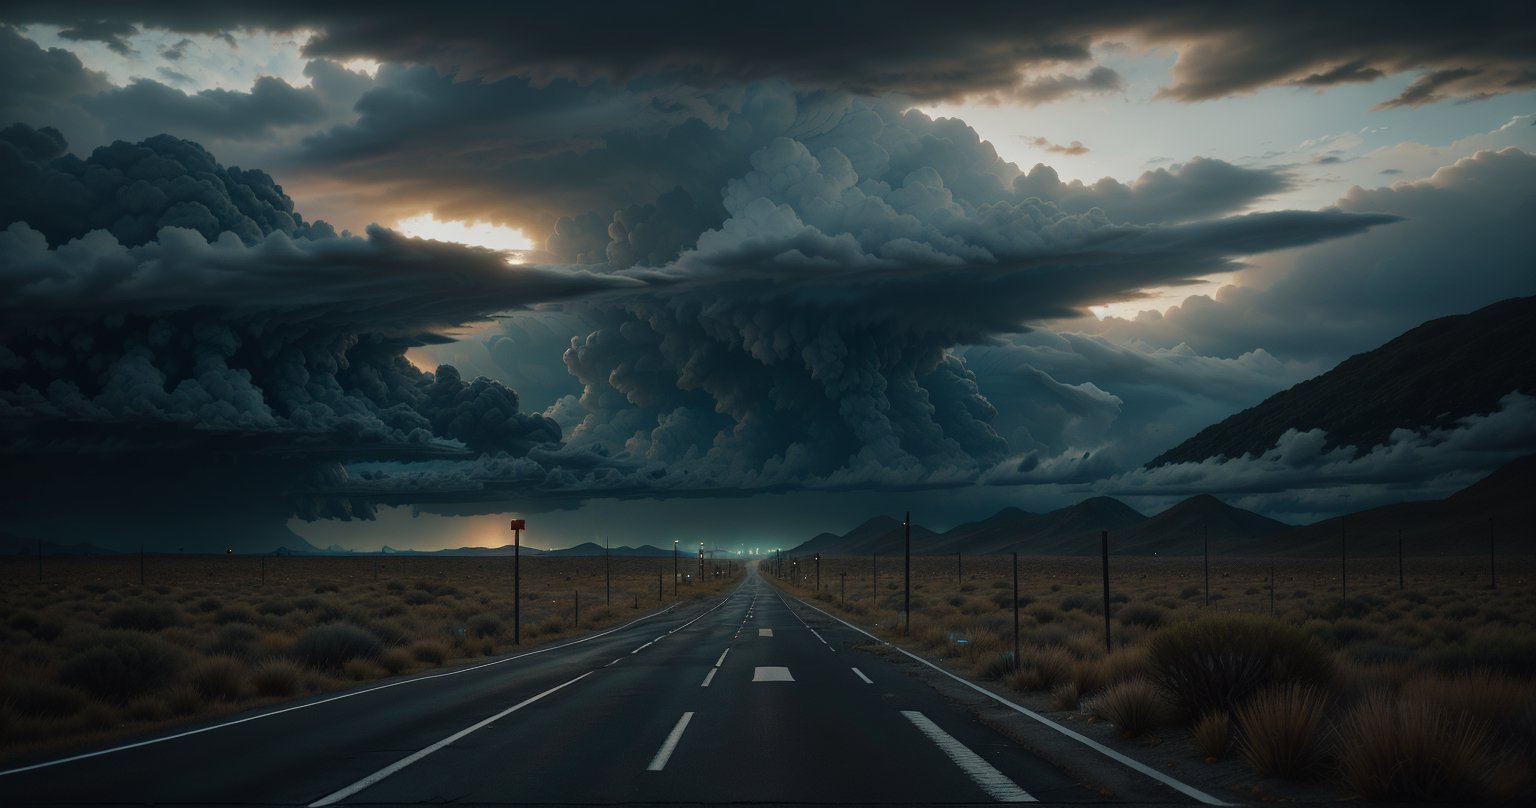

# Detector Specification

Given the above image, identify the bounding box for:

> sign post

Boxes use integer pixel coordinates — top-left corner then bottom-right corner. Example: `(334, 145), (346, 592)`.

(510, 519), (525, 645)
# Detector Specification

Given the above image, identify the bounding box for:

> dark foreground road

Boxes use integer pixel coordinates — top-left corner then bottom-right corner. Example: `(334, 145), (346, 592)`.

(0, 566), (1223, 806)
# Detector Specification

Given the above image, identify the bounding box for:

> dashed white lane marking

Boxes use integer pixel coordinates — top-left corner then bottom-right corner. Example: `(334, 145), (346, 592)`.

(700, 668), (717, 687)
(310, 673), (592, 806)
(631, 640), (654, 654)
(752, 666), (794, 682)
(900, 710), (1035, 803)
(715, 649), (730, 667)
(758, 628), (773, 637)
(851, 667), (873, 684)
(646, 712), (695, 771)
(810, 628), (827, 644)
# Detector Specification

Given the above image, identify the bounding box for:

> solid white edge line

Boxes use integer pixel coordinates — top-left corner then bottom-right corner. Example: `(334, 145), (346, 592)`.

(701, 668), (717, 687)
(851, 667), (873, 684)
(902, 710), (1035, 803)
(2, 582), (746, 780)
(715, 648), (730, 667)
(646, 712), (695, 771)
(0, 601), (689, 780)
(309, 672), (592, 807)
(787, 595), (1235, 807)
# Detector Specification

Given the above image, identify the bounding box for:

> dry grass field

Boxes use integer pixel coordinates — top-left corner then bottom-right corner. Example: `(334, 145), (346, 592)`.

(0, 553), (737, 761)
(771, 552), (1536, 801)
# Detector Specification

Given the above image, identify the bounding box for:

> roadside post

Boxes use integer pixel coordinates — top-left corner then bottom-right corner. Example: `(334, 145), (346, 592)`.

(510, 518), (525, 645)
(1100, 530), (1112, 654)
(903, 511), (911, 637)
(1012, 551), (1020, 671)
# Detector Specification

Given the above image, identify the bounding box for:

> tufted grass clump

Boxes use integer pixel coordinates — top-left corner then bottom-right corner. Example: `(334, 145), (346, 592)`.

(1147, 614), (1333, 721)
(1084, 677), (1172, 737)
(1235, 684), (1333, 780)
(291, 623), (382, 671)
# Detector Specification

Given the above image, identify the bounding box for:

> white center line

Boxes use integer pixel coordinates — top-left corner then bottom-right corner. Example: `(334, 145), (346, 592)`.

(901, 710), (1035, 803)
(758, 628), (773, 637)
(851, 667), (873, 684)
(700, 668), (717, 687)
(714, 648), (730, 667)
(810, 628), (827, 644)
(631, 641), (654, 654)
(646, 712), (695, 771)
(309, 673), (592, 806)
(752, 666), (794, 682)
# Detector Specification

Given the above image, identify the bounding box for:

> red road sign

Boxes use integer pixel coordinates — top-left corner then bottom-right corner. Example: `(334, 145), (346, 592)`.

(509, 519), (526, 530)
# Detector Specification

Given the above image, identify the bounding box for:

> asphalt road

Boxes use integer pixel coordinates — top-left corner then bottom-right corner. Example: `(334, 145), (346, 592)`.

(0, 566), (1209, 806)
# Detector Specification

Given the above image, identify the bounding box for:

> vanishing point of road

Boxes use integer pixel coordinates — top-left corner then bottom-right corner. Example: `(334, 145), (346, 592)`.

(0, 565), (1228, 807)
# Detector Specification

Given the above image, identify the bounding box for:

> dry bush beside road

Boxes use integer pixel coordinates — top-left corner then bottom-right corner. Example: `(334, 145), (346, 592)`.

(0, 554), (737, 760)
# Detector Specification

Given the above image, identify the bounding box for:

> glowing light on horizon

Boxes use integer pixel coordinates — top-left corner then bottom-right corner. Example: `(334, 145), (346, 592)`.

(395, 213), (535, 263)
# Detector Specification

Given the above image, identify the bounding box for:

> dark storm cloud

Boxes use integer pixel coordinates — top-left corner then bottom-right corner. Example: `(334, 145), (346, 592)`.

(55, 19), (138, 55)
(1012, 157), (1292, 224)
(5, 3), (1534, 107)
(160, 37), (192, 61)
(81, 76), (326, 140)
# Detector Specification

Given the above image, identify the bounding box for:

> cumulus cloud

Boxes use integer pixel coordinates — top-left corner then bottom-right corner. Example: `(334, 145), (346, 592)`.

(1025, 136), (1090, 156)
(1086, 148), (1536, 361)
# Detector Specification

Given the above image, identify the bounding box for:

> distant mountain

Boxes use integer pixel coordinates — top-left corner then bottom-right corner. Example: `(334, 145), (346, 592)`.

(792, 515), (938, 556)
(1150, 296), (1536, 467)
(1280, 453), (1536, 556)
(542, 542), (674, 557)
(0, 533), (121, 556)
(1111, 495), (1289, 555)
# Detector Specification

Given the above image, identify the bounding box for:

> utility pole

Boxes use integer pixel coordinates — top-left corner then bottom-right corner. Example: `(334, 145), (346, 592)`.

(1100, 530), (1112, 654)
(605, 536), (611, 606)
(903, 511), (912, 636)
(815, 553), (820, 592)
(1203, 523), (1210, 608)
(673, 540), (679, 595)
(1011, 552), (1020, 670)
(840, 571), (846, 604)
(510, 519), (525, 645)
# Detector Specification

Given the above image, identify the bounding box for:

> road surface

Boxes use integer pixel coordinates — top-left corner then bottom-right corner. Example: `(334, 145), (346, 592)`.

(0, 566), (1216, 806)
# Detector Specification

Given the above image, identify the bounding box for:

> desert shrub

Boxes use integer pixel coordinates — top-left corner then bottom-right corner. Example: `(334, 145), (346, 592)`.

(187, 656), (247, 701)
(1117, 603), (1168, 630)
(0, 679), (87, 717)
(206, 623), (260, 658)
(1337, 689), (1506, 800)
(1235, 684), (1332, 779)
(1192, 711), (1232, 760)
(57, 631), (185, 704)
(163, 682), (204, 716)
(313, 582), (340, 594)
(1179, 585), (1201, 600)
(1059, 593), (1103, 615)
(466, 613), (504, 639)
(251, 659), (303, 697)
(410, 640), (449, 665)
(257, 599), (294, 616)
(291, 623), (382, 670)
(192, 597), (222, 613)
(378, 648), (413, 675)
(1085, 677), (1171, 737)
(213, 604), (259, 625)
(1146, 614), (1334, 720)
(342, 658), (385, 680)
(403, 590), (436, 606)
(385, 580), (405, 592)
(1009, 646), (1076, 691)
(106, 602), (182, 632)
(975, 651), (1016, 680)
(1051, 681), (1079, 710)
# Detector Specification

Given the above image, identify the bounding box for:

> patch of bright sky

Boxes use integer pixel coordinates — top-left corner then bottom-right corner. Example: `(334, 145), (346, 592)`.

(395, 213), (536, 257)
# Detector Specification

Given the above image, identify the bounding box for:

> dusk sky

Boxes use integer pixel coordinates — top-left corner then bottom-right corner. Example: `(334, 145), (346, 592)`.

(2, 3), (1533, 552)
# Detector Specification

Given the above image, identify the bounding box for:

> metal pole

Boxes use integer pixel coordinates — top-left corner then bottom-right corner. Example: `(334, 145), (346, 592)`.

(1100, 530), (1112, 654)
(658, 563), (662, 602)
(903, 512), (912, 636)
(673, 541), (679, 595)
(840, 571), (846, 604)
(1203, 523), (1210, 608)
(1340, 515), (1347, 607)
(514, 527), (521, 645)
(815, 554), (820, 592)
(1269, 555), (1276, 618)
(1489, 517), (1496, 590)
(605, 536), (611, 607)
(574, 589), (579, 627)
(1397, 530), (1404, 591)
(1012, 552), (1020, 670)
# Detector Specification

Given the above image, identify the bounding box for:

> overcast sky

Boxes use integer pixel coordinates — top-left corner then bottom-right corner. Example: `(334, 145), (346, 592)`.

(2, 3), (1533, 551)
